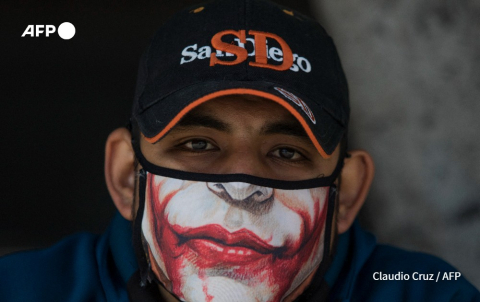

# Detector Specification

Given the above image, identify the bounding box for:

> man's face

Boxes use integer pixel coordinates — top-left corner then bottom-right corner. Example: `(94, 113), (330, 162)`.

(138, 95), (340, 301)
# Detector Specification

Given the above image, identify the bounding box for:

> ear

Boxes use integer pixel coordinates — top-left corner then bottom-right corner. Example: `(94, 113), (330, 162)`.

(105, 127), (136, 221)
(337, 150), (375, 234)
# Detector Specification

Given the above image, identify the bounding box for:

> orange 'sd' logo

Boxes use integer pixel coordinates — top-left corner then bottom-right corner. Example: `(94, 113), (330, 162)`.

(210, 30), (249, 66)
(210, 30), (294, 71)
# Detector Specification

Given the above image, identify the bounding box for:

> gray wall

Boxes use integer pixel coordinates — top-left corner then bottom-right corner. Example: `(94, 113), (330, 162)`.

(312, 0), (480, 288)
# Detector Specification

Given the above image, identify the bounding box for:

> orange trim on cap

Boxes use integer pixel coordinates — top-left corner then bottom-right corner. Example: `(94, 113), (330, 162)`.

(143, 88), (331, 158)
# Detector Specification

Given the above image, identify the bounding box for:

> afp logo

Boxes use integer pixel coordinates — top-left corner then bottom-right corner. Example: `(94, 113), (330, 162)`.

(21, 22), (76, 40)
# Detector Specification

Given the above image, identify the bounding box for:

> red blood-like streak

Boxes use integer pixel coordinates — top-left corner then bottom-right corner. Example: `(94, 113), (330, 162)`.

(264, 190), (328, 300)
(146, 174), (186, 300)
(146, 174), (329, 302)
(201, 275), (214, 302)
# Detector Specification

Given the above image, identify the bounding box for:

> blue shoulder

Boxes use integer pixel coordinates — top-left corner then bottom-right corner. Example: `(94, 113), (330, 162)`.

(352, 244), (480, 301)
(0, 233), (107, 302)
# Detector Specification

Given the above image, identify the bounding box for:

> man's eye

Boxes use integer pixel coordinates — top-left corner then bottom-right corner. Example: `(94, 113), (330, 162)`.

(183, 139), (216, 151)
(271, 147), (304, 160)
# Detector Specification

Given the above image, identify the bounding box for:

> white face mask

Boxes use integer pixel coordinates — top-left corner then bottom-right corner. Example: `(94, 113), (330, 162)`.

(132, 141), (341, 302)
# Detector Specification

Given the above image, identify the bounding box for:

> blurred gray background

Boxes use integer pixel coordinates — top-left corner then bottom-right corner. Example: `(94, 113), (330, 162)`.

(1, 0), (479, 290)
(312, 0), (480, 287)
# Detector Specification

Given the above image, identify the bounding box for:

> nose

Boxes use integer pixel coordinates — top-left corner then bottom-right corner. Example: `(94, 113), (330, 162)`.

(206, 182), (274, 215)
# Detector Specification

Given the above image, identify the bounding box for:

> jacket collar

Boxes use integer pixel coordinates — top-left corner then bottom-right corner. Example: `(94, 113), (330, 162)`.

(109, 213), (139, 284)
(329, 219), (377, 301)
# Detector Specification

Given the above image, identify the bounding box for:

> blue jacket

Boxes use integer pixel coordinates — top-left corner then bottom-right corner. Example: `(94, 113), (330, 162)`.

(1, 213), (478, 301)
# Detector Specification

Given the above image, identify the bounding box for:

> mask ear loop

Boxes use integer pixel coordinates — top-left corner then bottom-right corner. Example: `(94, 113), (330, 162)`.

(131, 121), (163, 287)
(298, 142), (347, 300)
(294, 184), (337, 301)
(132, 169), (157, 287)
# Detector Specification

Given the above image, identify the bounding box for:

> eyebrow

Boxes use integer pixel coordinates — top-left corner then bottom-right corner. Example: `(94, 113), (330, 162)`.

(260, 121), (310, 139)
(174, 112), (231, 132)
(174, 111), (311, 142)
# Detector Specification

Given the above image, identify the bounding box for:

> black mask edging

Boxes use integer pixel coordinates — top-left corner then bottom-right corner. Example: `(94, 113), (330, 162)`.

(131, 134), (344, 190)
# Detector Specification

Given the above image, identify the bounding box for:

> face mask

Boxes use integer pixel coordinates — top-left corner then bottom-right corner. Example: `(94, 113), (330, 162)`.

(132, 140), (342, 302)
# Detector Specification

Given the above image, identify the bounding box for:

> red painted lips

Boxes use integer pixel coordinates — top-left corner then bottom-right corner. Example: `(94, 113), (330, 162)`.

(171, 224), (281, 265)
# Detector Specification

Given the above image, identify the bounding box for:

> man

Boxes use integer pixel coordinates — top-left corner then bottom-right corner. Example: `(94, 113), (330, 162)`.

(1, 0), (479, 301)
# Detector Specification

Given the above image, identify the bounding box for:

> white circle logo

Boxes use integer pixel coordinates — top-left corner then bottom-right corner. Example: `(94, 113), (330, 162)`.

(58, 22), (75, 40)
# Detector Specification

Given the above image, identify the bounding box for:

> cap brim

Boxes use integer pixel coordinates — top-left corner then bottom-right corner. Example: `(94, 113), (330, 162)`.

(134, 81), (345, 158)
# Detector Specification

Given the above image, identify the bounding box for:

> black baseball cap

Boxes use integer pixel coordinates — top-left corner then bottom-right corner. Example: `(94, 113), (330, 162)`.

(132, 0), (349, 158)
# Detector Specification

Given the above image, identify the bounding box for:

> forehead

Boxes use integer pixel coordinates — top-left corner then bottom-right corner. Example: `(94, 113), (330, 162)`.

(175, 94), (304, 131)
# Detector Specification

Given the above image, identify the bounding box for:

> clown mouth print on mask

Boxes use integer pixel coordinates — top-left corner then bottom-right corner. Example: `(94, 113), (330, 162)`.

(133, 143), (340, 302)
